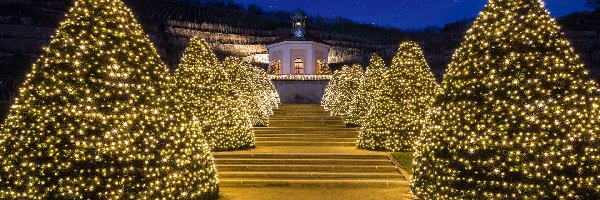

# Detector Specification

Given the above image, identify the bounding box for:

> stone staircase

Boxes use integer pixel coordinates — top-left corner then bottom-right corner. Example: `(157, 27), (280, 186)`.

(214, 104), (409, 188)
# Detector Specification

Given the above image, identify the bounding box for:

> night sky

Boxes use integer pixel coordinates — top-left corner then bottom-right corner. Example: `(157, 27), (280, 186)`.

(233, 0), (590, 29)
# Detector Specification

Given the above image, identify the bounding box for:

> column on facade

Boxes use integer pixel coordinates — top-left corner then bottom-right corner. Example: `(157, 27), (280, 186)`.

(282, 46), (291, 74)
(307, 44), (314, 75)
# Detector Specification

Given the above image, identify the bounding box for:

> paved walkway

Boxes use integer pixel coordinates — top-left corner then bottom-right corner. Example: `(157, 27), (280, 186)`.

(215, 104), (413, 200)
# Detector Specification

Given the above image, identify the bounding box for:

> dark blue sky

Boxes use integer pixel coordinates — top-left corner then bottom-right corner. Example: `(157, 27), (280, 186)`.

(233, 0), (590, 29)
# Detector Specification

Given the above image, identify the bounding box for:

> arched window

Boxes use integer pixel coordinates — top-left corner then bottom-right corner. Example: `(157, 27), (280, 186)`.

(274, 60), (281, 74)
(316, 60), (323, 75)
(294, 58), (304, 75)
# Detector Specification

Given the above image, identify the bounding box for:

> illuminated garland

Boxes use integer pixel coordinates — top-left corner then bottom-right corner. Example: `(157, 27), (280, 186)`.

(174, 37), (255, 152)
(224, 57), (273, 126)
(0, 0), (218, 199)
(413, 0), (600, 199)
(270, 74), (333, 81)
(346, 54), (387, 126)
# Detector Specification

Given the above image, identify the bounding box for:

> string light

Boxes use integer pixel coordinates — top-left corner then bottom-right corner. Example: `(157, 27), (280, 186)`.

(253, 67), (281, 111)
(321, 69), (343, 111)
(321, 65), (362, 117)
(174, 37), (255, 152)
(412, 0), (600, 199)
(224, 57), (279, 127)
(346, 54), (387, 127)
(269, 74), (333, 81)
(0, 0), (218, 199)
(358, 42), (439, 151)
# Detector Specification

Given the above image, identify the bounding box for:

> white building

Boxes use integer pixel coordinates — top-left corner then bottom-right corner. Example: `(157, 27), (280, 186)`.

(267, 9), (330, 75)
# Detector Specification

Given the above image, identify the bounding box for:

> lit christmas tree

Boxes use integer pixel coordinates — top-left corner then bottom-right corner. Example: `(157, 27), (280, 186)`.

(174, 37), (255, 152)
(358, 51), (398, 151)
(269, 80), (281, 110)
(322, 67), (344, 111)
(413, 0), (600, 199)
(319, 62), (332, 75)
(384, 42), (440, 152)
(224, 57), (271, 126)
(251, 67), (280, 111)
(346, 54), (387, 126)
(0, 0), (218, 199)
(359, 43), (438, 151)
(329, 64), (362, 117)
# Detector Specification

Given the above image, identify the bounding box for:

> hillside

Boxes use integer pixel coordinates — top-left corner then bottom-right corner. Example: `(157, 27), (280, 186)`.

(0, 0), (599, 103)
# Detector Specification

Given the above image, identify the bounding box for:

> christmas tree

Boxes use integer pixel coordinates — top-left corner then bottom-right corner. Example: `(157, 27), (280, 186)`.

(346, 54), (387, 126)
(0, 0), (218, 199)
(251, 67), (280, 111)
(413, 0), (600, 199)
(319, 62), (332, 75)
(269, 80), (281, 110)
(174, 37), (255, 152)
(224, 57), (271, 126)
(329, 65), (362, 117)
(250, 66), (278, 117)
(385, 42), (439, 152)
(358, 51), (398, 151)
(322, 67), (344, 111)
(359, 43), (438, 151)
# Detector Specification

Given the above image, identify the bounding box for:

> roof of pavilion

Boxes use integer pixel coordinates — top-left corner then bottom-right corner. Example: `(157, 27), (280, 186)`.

(268, 31), (330, 46)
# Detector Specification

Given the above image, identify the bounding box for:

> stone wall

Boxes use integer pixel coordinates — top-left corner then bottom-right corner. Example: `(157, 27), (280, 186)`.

(272, 80), (329, 104)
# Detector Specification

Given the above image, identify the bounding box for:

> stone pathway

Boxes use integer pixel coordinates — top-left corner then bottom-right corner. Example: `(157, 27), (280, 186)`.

(214, 104), (413, 199)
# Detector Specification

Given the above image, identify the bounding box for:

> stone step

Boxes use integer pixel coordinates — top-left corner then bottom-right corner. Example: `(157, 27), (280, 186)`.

(215, 164), (398, 172)
(256, 141), (355, 146)
(218, 179), (409, 187)
(268, 123), (346, 127)
(254, 134), (357, 138)
(218, 171), (403, 179)
(270, 119), (343, 123)
(277, 105), (323, 108)
(254, 134), (355, 137)
(270, 118), (342, 121)
(275, 108), (329, 111)
(269, 120), (344, 124)
(254, 130), (357, 134)
(254, 127), (357, 132)
(267, 125), (348, 129)
(275, 107), (325, 111)
(274, 109), (329, 111)
(273, 110), (332, 116)
(270, 116), (342, 120)
(271, 115), (334, 118)
(273, 111), (332, 115)
(214, 158), (390, 165)
(213, 153), (388, 160)
(255, 137), (356, 142)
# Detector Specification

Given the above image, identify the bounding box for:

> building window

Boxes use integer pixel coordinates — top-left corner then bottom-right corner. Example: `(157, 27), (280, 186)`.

(274, 60), (281, 74)
(316, 60), (323, 75)
(294, 58), (304, 75)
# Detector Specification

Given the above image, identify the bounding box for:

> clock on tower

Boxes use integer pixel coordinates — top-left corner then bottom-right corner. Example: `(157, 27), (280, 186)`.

(293, 28), (305, 38)
(267, 7), (331, 78)
(291, 8), (307, 39)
